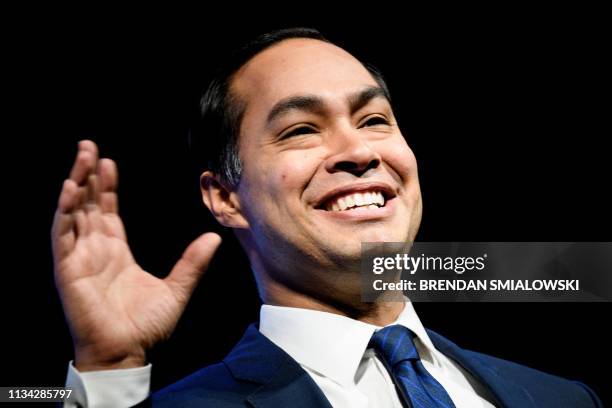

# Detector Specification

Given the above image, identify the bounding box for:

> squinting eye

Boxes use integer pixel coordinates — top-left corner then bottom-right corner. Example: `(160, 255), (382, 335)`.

(361, 116), (390, 128)
(281, 126), (317, 139)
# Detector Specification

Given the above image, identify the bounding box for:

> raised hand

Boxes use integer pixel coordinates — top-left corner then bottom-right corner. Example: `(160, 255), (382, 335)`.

(52, 140), (221, 371)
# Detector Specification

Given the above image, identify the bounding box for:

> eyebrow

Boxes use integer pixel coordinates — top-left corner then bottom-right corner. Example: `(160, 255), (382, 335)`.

(266, 95), (325, 126)
(347, 86), (389, 115)
(265, 86), (390, 127)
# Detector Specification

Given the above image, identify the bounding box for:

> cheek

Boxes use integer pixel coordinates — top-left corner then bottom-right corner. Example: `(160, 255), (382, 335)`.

(380, 137), (419, 181)
(249, 151), (320, 209)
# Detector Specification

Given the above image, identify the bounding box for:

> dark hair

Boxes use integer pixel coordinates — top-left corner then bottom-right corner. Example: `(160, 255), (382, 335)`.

(189, 27), (391, 187)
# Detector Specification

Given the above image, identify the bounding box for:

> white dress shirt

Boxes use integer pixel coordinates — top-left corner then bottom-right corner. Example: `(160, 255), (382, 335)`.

(65, 301), (496, 407)
(259, 302), (495, 408)
(64, 361), (151, 407)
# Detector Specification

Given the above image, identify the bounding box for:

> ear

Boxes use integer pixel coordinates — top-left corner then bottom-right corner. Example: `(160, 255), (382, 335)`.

(200, 171), (250, 229)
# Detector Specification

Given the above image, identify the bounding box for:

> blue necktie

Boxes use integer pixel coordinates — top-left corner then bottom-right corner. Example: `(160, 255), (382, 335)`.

(369, 325), (456, 408)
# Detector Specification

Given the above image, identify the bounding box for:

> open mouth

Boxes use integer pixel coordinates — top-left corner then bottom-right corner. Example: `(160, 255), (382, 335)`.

(321, 190), (389, 212)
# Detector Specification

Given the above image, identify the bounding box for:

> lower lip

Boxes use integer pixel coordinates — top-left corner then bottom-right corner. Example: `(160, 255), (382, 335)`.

(317, 197), (396, 221)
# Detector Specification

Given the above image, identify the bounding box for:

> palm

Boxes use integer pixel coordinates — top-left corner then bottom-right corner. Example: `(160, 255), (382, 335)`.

(52, 141), (221, 369)
(59, 231), (176, 353)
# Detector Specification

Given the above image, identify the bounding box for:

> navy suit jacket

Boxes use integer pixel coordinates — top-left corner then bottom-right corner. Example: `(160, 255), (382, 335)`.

(139, 324), (602, 407)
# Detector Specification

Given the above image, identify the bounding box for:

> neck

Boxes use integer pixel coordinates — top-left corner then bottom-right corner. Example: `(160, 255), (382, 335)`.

(259, 269), (406, 327)
(242, 239), (406, 326)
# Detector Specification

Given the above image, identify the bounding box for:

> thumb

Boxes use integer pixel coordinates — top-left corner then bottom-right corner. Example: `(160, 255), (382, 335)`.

(165, 232), (222, 302)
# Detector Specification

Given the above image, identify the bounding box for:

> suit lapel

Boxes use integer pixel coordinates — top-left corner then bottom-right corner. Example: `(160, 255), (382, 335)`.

(427, 329), (537, 408)
(223, 323), (539, 408)
(223, 324), (333, 408)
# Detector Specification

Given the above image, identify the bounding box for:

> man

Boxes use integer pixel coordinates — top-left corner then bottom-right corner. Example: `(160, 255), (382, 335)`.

(52, 28), (602, 407)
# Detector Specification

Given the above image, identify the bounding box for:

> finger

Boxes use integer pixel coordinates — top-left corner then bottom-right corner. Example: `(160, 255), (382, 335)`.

(97, 158), (126, 240)
(165, 233), (222, 302)
(53, 141), (101, 262)
(69, 140), (99, 185)
(98, 158), (119, 213)
(83, 141), (100, 206)
(52, 167), (87, 258)
(74, 209), (90, 237)
(85, 173), (99, 208)
(102, 213), (128, 241)
(51, 212), (76, 262)
(87, 206), (106, 234)
(52, 179), (79, 255)
(53, 178), (78, 240)
(57, 179), (80, 214)
(79, 140), (99, 164)
(68, 151), (94, 186)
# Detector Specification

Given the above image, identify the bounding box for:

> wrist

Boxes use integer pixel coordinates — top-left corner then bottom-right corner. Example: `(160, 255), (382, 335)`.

(74, 346), (147, 372)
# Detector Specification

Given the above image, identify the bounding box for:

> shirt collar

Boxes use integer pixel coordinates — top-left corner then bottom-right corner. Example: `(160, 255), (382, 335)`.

(259, 300), (438, 387)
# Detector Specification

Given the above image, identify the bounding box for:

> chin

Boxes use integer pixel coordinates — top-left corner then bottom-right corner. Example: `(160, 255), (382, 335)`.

(324, 232), (407, 261)
(355, 225), (412, 243)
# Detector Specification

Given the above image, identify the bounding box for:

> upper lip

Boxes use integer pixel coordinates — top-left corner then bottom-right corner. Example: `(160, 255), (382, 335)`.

(314, 181), (397, 209)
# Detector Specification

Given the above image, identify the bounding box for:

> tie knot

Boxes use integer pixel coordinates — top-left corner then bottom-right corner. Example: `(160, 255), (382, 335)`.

(369, 324), (420, 366)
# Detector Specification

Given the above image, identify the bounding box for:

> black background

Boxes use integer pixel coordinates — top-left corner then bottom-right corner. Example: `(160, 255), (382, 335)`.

(3, 8), (610, 405)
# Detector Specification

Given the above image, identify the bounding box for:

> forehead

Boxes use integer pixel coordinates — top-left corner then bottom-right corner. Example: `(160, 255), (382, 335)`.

(231, 38), (380, 116)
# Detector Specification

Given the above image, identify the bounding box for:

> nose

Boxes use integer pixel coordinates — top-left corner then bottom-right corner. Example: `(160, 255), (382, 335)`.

(324, 127), (382, 176)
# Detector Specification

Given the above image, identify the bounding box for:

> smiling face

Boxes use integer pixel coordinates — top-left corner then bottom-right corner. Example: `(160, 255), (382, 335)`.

(210, 38), (422, 301)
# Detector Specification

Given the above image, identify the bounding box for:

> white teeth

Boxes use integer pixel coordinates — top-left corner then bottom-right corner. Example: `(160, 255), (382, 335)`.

(345, 195), (355, 208)
(354, 193), (364, 206)
(325, 190), (387, 212)
(375, 192), (384, 206)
